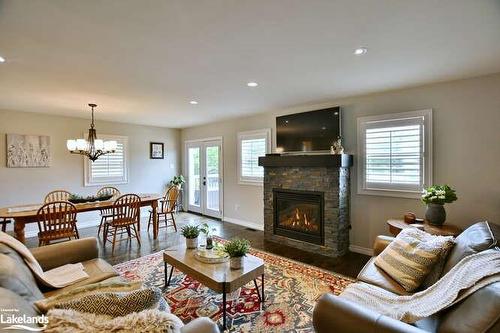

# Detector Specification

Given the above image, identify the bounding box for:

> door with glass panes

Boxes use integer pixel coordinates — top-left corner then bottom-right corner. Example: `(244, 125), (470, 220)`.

(186, 139), (222, 218)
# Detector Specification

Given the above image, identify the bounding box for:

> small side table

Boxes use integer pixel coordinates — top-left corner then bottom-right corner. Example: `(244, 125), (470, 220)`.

(387, 219), (462, 237)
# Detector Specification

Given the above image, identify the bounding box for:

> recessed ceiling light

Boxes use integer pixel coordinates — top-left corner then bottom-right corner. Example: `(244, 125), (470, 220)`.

(353, 47), (368, 55)
(0, 56), (5, 63)
(189, 101), (198, 105)
(247, 82), (258, 87)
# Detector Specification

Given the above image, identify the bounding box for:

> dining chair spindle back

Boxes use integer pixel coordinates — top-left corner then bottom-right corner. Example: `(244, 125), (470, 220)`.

(36, 201), (79, 246)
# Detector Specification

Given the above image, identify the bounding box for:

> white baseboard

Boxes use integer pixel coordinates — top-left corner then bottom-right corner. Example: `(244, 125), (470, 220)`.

(222, 216), (264, 231)
(349, 244), (373, 256)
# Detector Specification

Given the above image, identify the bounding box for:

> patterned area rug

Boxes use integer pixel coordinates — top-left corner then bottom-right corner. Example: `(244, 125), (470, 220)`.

(114, 242), (354, 332)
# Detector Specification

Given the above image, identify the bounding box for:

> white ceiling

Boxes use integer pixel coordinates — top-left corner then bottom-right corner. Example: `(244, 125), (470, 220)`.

(1, 0), (499, 128)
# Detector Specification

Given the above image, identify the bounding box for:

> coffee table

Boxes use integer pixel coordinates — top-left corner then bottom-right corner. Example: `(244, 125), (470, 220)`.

(163, 246), (265, 330)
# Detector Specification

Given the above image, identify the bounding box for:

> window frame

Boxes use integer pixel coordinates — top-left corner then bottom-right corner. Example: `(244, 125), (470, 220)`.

(84, 134), (129, 187)
(237, 128), (272, 186)
(357, 109), (432, 199)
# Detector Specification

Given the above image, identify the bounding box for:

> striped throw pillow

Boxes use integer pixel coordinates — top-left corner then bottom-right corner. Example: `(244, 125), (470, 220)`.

(374, 228), (454, 292)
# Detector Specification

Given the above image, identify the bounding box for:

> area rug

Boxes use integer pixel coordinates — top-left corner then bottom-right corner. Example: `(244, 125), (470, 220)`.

(113, 241), (354, 332)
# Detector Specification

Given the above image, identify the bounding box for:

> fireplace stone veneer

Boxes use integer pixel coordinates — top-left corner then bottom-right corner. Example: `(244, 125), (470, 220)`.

(260, 154), (353, 258)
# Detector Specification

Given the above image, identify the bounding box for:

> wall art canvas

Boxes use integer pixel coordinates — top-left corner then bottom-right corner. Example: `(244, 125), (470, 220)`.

(150, 142), (164, 159)
(6, 134), (51, 168)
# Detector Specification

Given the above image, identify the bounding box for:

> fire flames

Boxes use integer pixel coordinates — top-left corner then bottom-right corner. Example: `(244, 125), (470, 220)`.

(280, 207), (319, 232)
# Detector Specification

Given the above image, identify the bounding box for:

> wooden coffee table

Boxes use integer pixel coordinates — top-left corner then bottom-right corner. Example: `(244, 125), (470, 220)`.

(163, 246), (265, 330)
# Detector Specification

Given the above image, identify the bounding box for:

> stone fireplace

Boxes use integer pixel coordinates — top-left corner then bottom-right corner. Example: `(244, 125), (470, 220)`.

(259, 154), (353, 258)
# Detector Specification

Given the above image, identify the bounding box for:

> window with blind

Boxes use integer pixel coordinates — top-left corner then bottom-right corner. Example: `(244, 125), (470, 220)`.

(357, 110), (432, 198)
(84, 135), (129, 186)
(238, 129), (271, 185)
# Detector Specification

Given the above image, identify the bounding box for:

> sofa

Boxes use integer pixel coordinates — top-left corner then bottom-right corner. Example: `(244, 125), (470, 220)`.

(0, 237), (219, 333)
(313, 221), (500, 333)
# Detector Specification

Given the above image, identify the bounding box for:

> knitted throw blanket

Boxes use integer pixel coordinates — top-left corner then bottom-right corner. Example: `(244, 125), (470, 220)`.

(340, 249), (500, 323)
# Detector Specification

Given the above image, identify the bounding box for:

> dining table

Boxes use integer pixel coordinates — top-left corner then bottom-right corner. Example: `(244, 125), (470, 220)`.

(0, 193), (162, 244)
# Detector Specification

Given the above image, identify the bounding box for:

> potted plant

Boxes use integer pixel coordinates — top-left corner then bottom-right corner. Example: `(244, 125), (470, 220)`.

(170, 175), (185, 189)
(421, 185), (458, 226)
(223, 238), (250, 270)
(200, 223), (217, 250)
(181, 225), (201, 249)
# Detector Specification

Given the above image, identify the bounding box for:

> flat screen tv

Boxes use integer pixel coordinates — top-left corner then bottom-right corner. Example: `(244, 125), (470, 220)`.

(276, 106), (341, 153)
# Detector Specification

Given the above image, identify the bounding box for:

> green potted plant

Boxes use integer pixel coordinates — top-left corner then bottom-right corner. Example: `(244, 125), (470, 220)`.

(421, 184), (458, 226)
(223, 238), (250, 269)
(200, 223), (217, 250)
(181, 224), (201, 249)
(170, 175), (185, 189)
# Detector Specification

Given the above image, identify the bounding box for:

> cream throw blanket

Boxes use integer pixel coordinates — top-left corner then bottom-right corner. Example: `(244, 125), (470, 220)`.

(0, 231), (88, 288)
(340, 249), (500, 323)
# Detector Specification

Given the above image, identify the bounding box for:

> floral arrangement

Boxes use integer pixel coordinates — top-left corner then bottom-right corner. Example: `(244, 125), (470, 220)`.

(223, 238), (250, 258)
(421, 185), (457, 205)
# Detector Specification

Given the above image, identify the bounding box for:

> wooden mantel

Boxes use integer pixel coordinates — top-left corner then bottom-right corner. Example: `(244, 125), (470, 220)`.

(258, 154), (353, 168)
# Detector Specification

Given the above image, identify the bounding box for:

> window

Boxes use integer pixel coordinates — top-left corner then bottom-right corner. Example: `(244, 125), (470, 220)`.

(357, 110), (432, 198)
(238, 129), (271, 185)
(84, 135), (128, 186)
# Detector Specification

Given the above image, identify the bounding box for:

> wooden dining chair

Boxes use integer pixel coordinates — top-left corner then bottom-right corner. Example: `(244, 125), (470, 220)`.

(1, 218), (11, 232)
(96, 186), (121, 237)
(36, 201), (79, 246)
(44, 190), (71, 203)
(103, 194), (141, 255)
(148, 186), (180, 233)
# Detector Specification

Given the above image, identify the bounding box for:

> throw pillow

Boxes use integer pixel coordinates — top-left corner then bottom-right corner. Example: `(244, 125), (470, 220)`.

(53, 287), (168, 317)
(35, 278), (142, 313)
(45, 309), (184, 333)
(420, 240), (455, 289)
(374, 228), (454, 292)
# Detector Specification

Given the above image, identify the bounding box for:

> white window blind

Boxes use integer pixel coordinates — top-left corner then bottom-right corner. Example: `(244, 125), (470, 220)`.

(238, 129), (271, 185)
(358, 110), (432, 197)
(241, 138), (266, 178)
(85, 135), (128, 186)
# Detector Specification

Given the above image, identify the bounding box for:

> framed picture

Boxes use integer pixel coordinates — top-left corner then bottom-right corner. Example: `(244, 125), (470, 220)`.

(150, 142), (164, 159)
(6, 134), (51, 168)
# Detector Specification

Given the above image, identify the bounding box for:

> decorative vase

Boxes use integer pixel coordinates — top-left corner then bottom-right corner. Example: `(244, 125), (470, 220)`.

(425, 203), (446, 226)
(230, 256), (244, 270)
(186, 237), (198, 249)
(206, 237), (213, 250)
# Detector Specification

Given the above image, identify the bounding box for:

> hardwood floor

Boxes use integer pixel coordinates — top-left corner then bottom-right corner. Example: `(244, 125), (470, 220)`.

(24, 212), (369, 278)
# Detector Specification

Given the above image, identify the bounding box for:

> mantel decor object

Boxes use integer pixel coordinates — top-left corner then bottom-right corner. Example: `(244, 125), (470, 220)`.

(66, 104), (117, 162)
(421, 185), (458, 226)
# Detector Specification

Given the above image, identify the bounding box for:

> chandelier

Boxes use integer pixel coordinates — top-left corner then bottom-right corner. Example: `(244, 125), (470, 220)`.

(66, 104), (117, 162)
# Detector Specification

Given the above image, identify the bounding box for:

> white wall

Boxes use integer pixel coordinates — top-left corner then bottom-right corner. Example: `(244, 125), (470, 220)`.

(181, 73), (500, 250)
(0, 110), (181, 235)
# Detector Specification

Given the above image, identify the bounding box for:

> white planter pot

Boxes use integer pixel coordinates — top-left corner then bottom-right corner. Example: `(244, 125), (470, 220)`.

(230, 256), (244, 270)
(186, 237), (198, 249)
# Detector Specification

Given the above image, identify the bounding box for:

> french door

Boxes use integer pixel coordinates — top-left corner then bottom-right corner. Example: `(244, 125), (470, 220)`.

(186, 138), (223, 218)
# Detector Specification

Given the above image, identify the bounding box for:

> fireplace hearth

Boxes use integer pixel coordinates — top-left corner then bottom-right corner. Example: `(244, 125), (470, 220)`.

(274, 189), (324, 245)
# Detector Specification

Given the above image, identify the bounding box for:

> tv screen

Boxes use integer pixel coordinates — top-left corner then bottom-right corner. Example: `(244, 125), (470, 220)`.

(276, 107), (341, 153)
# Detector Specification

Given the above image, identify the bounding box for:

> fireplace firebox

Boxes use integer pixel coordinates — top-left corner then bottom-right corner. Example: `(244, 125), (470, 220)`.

(273, 188), (324, 245)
